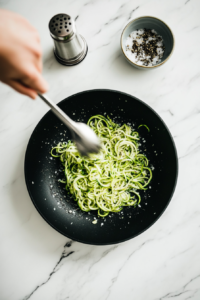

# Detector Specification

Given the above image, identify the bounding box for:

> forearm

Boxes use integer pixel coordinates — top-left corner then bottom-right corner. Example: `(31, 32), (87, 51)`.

(0, 9), (48, 98)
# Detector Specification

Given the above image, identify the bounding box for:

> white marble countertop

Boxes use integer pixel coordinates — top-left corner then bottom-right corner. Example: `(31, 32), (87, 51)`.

(0, 0), (200, 299)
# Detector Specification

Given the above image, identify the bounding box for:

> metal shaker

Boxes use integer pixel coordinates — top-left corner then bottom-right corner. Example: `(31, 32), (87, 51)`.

(49, 13), (88, 66)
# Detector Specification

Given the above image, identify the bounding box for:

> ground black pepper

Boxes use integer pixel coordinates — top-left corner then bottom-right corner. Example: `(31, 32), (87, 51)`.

(126, 28), (165, 66)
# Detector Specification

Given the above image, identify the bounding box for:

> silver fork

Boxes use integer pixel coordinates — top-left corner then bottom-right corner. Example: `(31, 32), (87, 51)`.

(38, 93), (101, 156)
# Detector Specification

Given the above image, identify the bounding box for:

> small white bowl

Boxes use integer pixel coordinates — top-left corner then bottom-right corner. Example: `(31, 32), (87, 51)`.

(121, 16), (175, 70)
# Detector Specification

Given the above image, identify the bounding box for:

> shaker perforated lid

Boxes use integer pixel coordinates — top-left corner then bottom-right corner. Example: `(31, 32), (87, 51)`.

(49, 13), (75, 40)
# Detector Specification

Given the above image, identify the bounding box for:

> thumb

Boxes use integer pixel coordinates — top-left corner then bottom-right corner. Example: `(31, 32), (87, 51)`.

(22, 69), (48, 94)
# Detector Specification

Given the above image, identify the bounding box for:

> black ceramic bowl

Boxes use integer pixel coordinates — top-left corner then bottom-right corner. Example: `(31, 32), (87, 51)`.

(25, 89), (178, 245)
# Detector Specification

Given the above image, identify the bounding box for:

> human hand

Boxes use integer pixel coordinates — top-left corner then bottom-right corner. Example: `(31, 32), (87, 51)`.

(0, 9), (48, 99)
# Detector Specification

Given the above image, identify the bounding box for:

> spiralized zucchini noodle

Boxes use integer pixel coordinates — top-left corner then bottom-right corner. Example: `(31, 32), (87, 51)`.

(51, 115), (152, 217)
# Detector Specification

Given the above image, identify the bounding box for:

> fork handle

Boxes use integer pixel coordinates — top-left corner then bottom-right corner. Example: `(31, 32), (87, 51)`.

(38, 93), (76, 132)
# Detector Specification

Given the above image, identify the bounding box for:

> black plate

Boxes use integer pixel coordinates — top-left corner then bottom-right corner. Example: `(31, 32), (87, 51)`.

(25, 89), (178, 245)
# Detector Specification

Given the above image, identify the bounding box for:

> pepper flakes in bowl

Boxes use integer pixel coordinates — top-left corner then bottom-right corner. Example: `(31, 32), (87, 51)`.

(125, 28), (165, 67)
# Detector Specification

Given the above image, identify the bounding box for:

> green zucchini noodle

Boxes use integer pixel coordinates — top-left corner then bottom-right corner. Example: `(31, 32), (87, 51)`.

(51, 115), (152, 217)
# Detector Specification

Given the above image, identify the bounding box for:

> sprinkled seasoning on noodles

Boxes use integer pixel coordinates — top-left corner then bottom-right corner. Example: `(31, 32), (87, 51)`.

(51, 115), (152, 217)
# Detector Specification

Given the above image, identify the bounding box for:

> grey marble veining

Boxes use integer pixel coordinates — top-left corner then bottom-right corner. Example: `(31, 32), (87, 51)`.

(0, 0), (200, 299)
